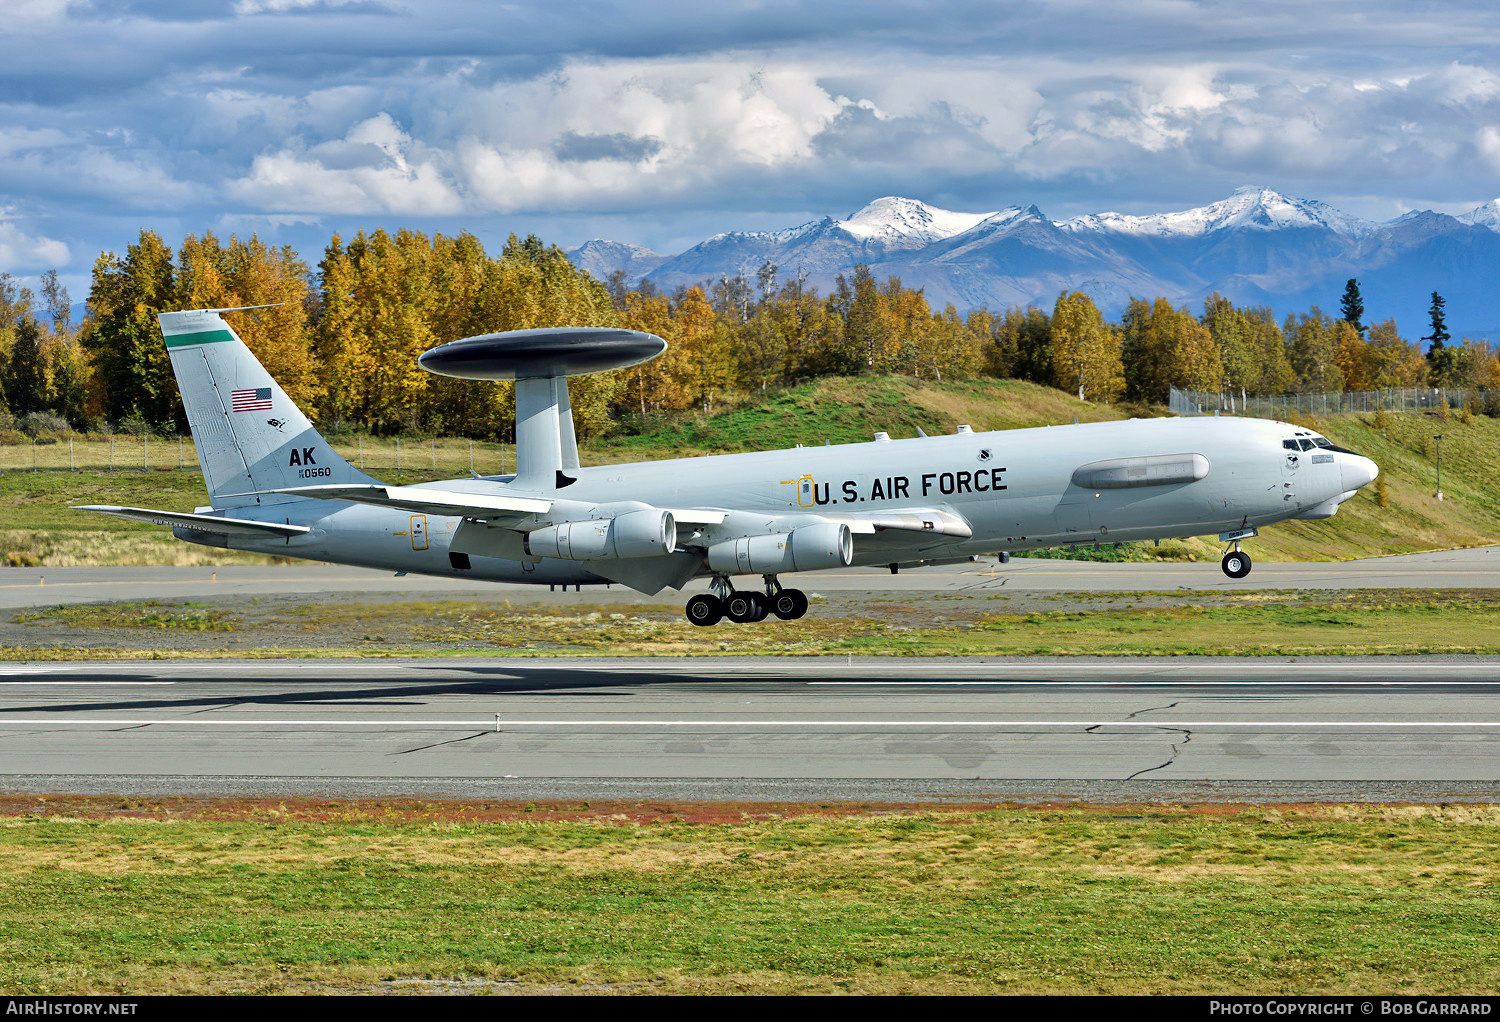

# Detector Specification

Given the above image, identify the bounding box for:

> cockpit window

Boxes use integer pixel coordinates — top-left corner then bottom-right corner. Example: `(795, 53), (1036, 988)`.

(1297, 439), (1316, 451)
(1311, 437), (1356, 454)
(1283, 439), (1299, 450)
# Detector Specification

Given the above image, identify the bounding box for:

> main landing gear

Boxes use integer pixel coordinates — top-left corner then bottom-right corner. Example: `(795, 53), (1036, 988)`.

(685, 574), (809, 626)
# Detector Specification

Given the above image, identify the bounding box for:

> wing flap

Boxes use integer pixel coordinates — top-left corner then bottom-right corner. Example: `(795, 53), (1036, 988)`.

(72, 505), (311, 537)
(823, 508), (973, 539)
(663, 508), (728, 525)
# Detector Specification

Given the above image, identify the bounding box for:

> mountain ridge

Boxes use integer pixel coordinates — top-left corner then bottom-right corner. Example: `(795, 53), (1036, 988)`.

(568, 189), (1500, 337)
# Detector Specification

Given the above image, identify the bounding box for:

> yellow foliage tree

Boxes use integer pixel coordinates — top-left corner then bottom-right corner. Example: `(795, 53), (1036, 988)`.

(1051, 291), (1122, 402)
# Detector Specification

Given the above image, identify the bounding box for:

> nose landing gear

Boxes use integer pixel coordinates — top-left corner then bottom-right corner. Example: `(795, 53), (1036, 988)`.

(684, 573), (808, 626)
(1221, 548), (1252, 578)
(1219, 525), (1257, 579)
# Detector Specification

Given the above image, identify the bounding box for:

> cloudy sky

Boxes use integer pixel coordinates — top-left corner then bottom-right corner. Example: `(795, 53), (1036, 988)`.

(5, 0), (1500, 301)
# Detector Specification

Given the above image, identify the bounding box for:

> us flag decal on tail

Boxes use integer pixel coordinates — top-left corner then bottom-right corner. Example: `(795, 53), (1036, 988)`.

(231, 387), (272, 412)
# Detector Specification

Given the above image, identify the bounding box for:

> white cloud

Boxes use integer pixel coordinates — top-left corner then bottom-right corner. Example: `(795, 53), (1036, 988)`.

(229, 114), (463, 215)
(0, 212), (69, 272)
(1477, 126), (1500, 175)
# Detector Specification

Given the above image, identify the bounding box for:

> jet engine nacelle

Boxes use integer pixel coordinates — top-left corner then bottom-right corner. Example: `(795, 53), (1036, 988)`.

(524, 509), (677, 561)
(706, 522), (853, 575)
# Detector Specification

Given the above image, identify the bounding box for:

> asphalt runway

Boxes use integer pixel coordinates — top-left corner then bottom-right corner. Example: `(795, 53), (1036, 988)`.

(2, 656), (1499, 802)
(0, 545), (1497, 611)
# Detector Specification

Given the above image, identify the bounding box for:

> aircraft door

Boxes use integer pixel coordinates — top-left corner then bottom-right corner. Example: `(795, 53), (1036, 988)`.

(1055, 494), (1094, 542)
(410, 515), (429, 551)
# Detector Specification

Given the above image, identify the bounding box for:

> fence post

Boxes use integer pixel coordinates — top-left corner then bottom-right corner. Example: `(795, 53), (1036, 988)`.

(69, 438), (74, 472)
(396, 437), (402, 472)
(143, 432), (148, 470)
(431, 437), (436, 472)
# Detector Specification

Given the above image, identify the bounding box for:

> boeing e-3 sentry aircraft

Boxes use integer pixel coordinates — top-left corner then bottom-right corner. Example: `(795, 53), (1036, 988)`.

(76, 308), (1379, 626)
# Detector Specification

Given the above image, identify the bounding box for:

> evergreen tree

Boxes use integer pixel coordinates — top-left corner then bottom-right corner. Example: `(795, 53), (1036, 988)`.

(1339, 279), (1365, 338)
(1423, 291), (1457, 385)
(3, 317), (48, 417)
(1423, 291), (1451, 357)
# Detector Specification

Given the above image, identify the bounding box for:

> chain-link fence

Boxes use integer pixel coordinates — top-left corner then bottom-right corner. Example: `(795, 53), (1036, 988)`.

(1169, 387), (1493, 417)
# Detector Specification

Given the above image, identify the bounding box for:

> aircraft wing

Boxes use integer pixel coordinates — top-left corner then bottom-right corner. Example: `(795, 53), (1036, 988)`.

(271, 484), (729, 528)
(72, 505), (312, 537)
(266, 484), (554, 520)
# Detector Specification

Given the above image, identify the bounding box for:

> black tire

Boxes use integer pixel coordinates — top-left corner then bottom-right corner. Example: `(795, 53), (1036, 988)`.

(747, 592), (770, 622)
(724, 591), (757, 623)
(771, 589), (809, 620)
(685, 594), (722, 626)
(1222, 551), (1252, 579)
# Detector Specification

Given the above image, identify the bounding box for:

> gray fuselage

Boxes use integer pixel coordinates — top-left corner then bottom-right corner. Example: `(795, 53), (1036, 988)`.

(182, 414), (1375, 591)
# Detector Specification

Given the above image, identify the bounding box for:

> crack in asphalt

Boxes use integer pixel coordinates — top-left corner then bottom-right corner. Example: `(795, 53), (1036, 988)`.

(1084, 701), (1194, 781)
(391, 731), (491, 756)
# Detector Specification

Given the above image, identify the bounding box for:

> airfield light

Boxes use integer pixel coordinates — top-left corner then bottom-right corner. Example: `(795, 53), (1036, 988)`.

(1434, 434), (1444, 500)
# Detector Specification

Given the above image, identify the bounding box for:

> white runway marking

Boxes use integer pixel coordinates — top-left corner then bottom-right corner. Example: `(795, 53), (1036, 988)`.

(811, 679), (1500, 686)
(0, 682), (175, 687)
(0, 718), (1495, 728)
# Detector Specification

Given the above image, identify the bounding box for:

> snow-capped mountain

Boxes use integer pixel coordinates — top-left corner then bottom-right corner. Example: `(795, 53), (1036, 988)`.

(1059, 186), (1375, 240)
(1458, 199), (1500, 232)
(569, 188), (1500, 336)
(839, 196), (996, 247)
(566, 239), (667, 283)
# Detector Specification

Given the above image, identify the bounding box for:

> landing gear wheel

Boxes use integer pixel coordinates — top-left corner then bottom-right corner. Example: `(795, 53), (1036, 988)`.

(725, 591), (764, 623)
(770, 588), (809, 620)
(1222, 550), (1252, 579)
(685, 594), (723, 627)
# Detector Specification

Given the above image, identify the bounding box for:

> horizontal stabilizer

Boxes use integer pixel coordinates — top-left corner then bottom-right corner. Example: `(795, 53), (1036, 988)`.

(264, 484), (553, 519)
(72, 505), (311, 537)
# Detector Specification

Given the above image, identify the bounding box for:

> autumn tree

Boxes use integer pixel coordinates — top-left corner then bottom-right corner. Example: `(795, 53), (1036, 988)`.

(177, 232), (320, 411)
(1283, 308), (1345, 392)
(1051, 291), (1122, 402)
(1121, 297), (1222, 402)
(985, 306), (1051, 383)
(1365, 320), (1427, 388)
(1204, 294), (1292, 395)
(81, 230), (180, 425)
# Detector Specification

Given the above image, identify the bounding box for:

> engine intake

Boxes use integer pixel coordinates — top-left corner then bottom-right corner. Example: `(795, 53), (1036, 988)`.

(524, 509), (676, 561)
(706, 522), (853, 575)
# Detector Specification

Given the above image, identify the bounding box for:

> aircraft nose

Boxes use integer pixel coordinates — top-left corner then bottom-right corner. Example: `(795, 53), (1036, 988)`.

(1341, 454), (1379, 492)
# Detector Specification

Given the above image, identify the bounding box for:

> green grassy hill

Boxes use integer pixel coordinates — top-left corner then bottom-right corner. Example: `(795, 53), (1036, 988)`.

(595, 377), (1123, 460)
(5, 376), (1497, 566)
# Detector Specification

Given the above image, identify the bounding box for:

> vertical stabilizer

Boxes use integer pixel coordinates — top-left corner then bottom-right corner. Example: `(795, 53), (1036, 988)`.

(158, 309), (376, 508)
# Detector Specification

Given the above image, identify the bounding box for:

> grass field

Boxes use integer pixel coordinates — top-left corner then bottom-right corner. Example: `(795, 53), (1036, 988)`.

(8, 589), (1500, 659)
(0, 800), (1495, 995)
